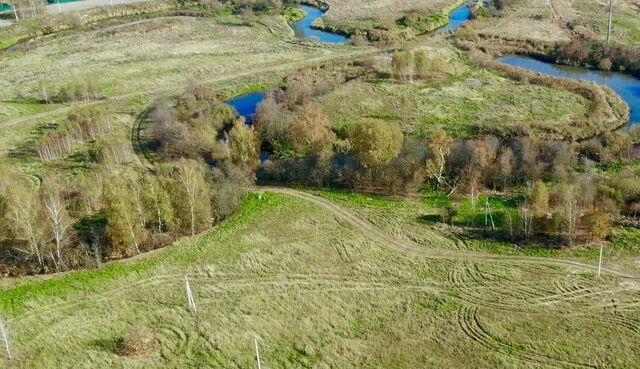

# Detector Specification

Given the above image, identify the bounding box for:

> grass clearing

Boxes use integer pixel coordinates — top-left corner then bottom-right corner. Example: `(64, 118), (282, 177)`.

(470, 0), (640, 46)
(313, 0), (462, 36)
(313, 187), (640, 262)
(1, 191), (640, 368)
(305, 45), (593, 137)
(0, 14), (347, 124)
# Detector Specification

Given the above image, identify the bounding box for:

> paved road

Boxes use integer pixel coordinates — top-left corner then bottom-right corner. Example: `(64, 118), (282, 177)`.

(0, 0), (157, 26)
(46, 0), (155, 14)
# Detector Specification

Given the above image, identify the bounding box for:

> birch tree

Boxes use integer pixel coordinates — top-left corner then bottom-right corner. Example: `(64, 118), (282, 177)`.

(425, 128), (458, 196)
(40, 180), (72, 269)
(102, 174), (147, 255)
(171, 159), (212, 236)
(143, 173), (175, 234)
(5, 183), (46, 266)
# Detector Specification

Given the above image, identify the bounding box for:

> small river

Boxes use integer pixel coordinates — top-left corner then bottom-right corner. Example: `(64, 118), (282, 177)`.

(290, 4), (348, 44)
(228, 3), (473, 119)
(499, 56), (640, 126)
(437, 3), (471, 33)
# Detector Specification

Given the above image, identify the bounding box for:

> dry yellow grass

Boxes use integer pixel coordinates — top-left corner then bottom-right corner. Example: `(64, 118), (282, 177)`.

(470, 0), (640, 45)
(1, 191), (639, 368)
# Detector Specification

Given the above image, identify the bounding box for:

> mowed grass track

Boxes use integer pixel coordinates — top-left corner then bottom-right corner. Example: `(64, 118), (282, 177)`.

(1, 191), (640, 368)
(0, 14), (373, 158)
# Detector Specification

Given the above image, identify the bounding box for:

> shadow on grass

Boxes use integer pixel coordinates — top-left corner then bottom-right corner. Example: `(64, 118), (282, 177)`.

(90, 337), (122, 354)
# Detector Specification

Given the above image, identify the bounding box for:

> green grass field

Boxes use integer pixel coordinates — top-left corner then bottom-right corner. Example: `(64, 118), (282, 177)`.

(314, 0), (462, 37)
(294, 45), (596, 138)
(1, 190), (640, 368)
(470, 0), (640, 46)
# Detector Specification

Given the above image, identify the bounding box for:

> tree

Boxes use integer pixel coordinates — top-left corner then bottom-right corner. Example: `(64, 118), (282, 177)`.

(425, 128), (457, 195)
(229, 119), (260, 171)
(529, 180), (549, 217)
(413, 50), (428, 80)
(391, 50), (413, 82)
(462, 138), (497, 208)
(102, 174), (147, 255)
(582, 209), (611, 242)
(212, 164), (254, 221)
(4, 183), (46, 266)
(350, 119), (404, 169)
(143, 173), (175, 234)
(556, 182), (580, 246)
(170, 159), (213, 235)
(254, 91), (291, 147)
(289, 104), (336, 160)
(38, 80), (51, 104)
(497, 147), (515, 189)
(123, 170), (146, 230)
(40, 179), (72, 269)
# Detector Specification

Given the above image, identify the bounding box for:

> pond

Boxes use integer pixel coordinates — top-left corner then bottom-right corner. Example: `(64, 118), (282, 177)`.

(499, 56), (640, 126)
(290, 4), (348, 44)
(226, 91), (266, 124)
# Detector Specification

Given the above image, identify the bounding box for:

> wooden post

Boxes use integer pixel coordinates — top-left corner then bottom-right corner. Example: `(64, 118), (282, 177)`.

(184, 275), (197, 313)
(597, 244), (604, 277)
(255, 337), (262, 369)
(607, 0), (613, 46)
(0, 318), (11, 360)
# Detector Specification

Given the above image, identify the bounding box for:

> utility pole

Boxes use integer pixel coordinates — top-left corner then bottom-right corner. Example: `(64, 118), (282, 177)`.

(12, 4), (18, 22)
(0, 318), (11, 361)
(56, 0), (61, 14)
(597, 244), (604, 277)
(606, 0), (613, 46)
(255, 337), (262, 369)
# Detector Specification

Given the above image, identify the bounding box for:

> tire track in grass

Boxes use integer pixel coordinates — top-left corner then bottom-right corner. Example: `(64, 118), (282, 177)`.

(262, 187), (639, 280)
(457, 305), (598, 369)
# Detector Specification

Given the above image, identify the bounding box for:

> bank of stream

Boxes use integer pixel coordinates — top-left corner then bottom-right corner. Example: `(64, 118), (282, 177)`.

(227, 3), (473, 120)
(499, 56), (640, 127)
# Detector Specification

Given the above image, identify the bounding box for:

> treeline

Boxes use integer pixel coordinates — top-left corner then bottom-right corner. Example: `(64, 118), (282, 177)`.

(176, 0), (294, 16)
(0, 159), (252, 275)
(391, 50), (448, 82)
(37, 108), (112, 162)
(553, 39), (640, 77)
(248, 64), (640, 246)
(1, 85), (259, 276)
(259, 118), (640, 245)
(38, 77), (102, 104)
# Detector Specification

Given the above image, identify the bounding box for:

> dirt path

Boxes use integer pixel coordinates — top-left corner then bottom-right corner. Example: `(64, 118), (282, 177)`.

(261, 187), (640, 280)
(0, 45), (376, 131)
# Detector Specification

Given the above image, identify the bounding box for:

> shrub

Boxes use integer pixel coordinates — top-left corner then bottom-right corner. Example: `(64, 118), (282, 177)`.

(119, 326), (158, 356)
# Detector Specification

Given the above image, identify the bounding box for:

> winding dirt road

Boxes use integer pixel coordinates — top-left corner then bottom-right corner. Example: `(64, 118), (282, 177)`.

(261, 187), (640, 280)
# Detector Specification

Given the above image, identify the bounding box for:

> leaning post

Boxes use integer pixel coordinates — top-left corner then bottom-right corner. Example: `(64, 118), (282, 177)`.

(0, 317), (12, 360)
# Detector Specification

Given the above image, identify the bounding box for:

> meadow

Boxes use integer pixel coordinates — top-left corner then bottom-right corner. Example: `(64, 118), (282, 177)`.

(0, 12), (373, 176)
(469, 0), (640, 46)
(293, 45), (606, 138)
(310, 0), (463, 38)
(0, 1), (639, 367)
(1, 190), (639, 368)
